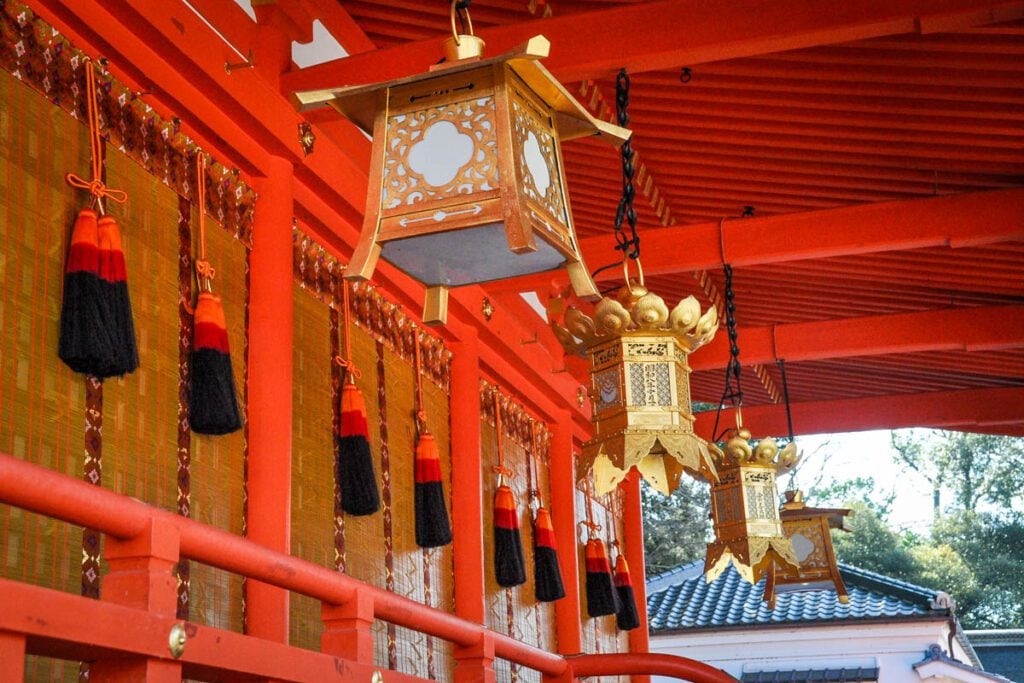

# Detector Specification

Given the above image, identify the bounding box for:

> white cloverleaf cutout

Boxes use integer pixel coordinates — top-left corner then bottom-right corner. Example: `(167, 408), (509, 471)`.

(523, 131), (550, 196)
(407, 120), (474, 187)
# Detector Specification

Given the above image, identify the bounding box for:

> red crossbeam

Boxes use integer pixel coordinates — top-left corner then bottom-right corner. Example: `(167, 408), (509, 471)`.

(487, 188), (1024, 292)
(281, 0), (1024, 90)
(692, 305), (1024, 370)
(694, 387), (1024, 437)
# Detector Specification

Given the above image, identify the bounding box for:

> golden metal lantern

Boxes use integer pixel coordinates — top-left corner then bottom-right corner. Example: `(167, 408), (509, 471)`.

(291, 22), (629, 325)
(550, 268), (719, 495)
(705, 424), (802, 585)
(763, 490), (852, 608)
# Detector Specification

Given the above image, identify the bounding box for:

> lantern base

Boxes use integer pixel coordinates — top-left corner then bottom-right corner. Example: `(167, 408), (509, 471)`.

(704, 537), (800, 586)
(381, 223), (567, 287)
(582, 430), (718, 495)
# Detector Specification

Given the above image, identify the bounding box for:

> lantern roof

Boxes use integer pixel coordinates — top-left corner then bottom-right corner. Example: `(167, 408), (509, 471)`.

(290, 35), (630, 148)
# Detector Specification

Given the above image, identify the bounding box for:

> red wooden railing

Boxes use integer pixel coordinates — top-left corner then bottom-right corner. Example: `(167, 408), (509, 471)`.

(0, 452), (736, 682)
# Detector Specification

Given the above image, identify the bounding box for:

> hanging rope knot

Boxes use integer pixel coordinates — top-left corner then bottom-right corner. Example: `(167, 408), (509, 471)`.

(579, 519), (603, 535)
(64, 173), (128, 208)
(334, 354), (362, 380)
(194, 259), (217, 283)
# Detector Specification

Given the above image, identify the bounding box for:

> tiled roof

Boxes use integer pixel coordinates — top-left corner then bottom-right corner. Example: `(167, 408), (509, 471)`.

(647, 561), (949, 633)
(740, 667), (879, 683)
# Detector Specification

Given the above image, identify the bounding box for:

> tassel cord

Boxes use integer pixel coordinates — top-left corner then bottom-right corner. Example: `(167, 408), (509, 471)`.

(492, 392), (511, 487)
(335, 281), (361, 380)
(64, 60), (127, 214)
(413, 327), (426, 434)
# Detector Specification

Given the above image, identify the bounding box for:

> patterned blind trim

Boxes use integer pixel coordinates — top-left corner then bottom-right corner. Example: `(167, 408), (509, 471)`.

(0, 0), (257, 244)
(293, 227), (452, 389)
(479, 380), (553, 454)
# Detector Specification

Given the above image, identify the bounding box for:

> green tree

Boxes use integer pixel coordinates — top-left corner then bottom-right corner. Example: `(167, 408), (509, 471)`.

(932, 511), (1024, 629)
(891, 430), (1024, 518)
(811, 475), (893, 520)
(641, 478), (711, 577)
(830, 503), (918, 578)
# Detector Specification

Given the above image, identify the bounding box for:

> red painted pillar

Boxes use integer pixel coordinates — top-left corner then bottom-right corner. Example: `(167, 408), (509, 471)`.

(454, 634), (496, 683)
(321, 591), (375, 664)
(623, 469), (651, 683)
(245, 155), (295, 642)
(549, 410), (583, 656)
(0, 631), (26, 683)
(91, 518), (182, 681)
(450, 331), (486, 625)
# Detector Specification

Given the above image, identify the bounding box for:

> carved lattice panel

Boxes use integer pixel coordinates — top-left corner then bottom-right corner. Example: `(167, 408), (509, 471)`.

(509, 86), (568, 226)
(383, 97), (499, 210)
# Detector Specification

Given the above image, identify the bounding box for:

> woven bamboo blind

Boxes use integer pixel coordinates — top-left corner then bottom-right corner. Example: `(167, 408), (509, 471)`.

(577, 479), (630, 682)
(290, 233), (455, 679)
(480, 382), (558, 683)
(100, 144), (179, 513)
(289, 283), (334, 650)
(188, 212), (248, 633)
(0, 65), (88, 683)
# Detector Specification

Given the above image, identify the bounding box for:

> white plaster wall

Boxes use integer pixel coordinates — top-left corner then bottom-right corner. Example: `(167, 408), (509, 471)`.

(650, 620), (953, 683)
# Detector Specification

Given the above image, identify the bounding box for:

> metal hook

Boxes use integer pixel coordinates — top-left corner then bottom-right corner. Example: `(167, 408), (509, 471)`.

(225, 50), (255, 74)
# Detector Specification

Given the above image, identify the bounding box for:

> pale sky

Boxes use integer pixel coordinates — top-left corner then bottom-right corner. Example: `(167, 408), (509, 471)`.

(788, 430), (938, 533)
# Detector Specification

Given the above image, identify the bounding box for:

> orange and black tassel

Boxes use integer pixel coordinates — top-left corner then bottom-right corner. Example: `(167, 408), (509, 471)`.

(337, 377), (380, 516)
(614, 551), (641, 631)
(533, 507), (565, 602)
(96, 213), (138, 376)
(585, 538), (620, 617)
(189, 292), (241, 435)
(59, 60), (136, 379)
(415, 427), (452, 547)
(494, 482), (527, 587)
(59, 209), (117, 376)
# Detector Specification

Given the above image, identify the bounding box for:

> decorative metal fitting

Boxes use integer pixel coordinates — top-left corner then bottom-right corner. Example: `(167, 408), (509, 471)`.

(298, 122), (316, 156)
(168, 623), (187, 658)
(225, 49), (255, 74)
(481, 296), (494, 321)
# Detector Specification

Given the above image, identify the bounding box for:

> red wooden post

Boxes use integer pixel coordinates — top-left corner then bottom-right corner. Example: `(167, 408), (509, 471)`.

(454, 633), (496, 683)
(623, 469), (652, 683)
(246, 155), (296, 643)
(549, 409), (583, 655)
(450, 331), (486, 624)
(0, 631), (26, 683)
(321, 591), (375, 663)
(91, 517), (182, 681)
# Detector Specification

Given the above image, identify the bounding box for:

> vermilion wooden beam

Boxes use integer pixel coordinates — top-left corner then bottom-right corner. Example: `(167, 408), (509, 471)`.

(693, 386), (1024, 437)
(486, 188), (1024, 292)
(691, 305), (1024, 370)
(281, 0), (1024, 91)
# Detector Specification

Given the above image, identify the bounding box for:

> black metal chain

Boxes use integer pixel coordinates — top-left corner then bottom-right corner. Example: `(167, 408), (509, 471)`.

(711, 264), (743, 441)
(720, 264), (742, 407)
(777, 358), (794, 443)
(613, 68), (639, 261)
(454, 0), (471, 34)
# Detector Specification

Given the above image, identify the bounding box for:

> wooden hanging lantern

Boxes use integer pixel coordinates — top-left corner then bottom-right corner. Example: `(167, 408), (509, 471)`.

(291, 4), (629, 325)
(763, 490), (852, 608)
(550, 264), (720, 495)
(705, 422), (802, 585)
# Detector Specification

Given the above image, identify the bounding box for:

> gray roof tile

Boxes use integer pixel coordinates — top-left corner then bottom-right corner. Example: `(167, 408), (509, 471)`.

(647, 561), (948, 632)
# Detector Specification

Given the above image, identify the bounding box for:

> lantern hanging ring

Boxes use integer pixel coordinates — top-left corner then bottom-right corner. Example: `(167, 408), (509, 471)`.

(449, 0), (475, 46)
(622, 255), (645, 293)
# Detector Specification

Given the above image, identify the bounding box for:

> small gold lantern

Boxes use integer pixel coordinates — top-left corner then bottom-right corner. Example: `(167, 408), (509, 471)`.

(763, 490), (852, 608)
(291, 10), (629, 324)
(550, 268), (720, 495)
(705, 424), (802, 585)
